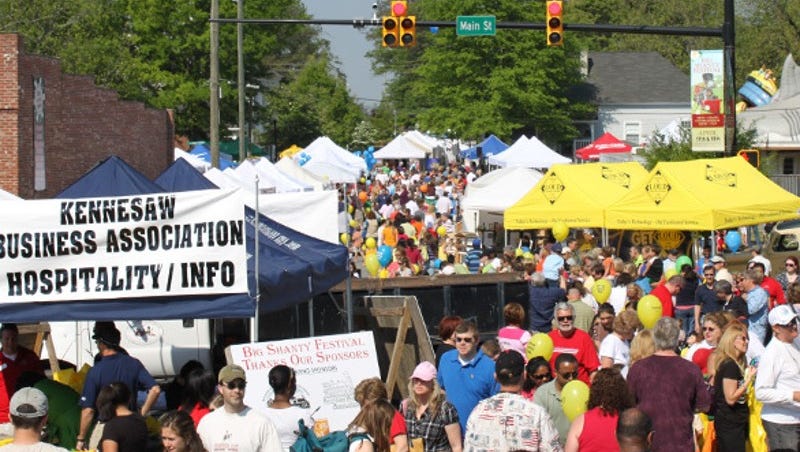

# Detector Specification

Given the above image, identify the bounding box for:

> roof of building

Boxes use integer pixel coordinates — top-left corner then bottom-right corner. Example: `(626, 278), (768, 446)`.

(571, 52), (690, 105)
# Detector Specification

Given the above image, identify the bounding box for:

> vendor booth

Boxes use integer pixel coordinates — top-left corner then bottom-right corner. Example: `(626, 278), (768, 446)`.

(462, 166), (543, 233)
(504, 162), (648, 229)
(605, 156), (800, 230)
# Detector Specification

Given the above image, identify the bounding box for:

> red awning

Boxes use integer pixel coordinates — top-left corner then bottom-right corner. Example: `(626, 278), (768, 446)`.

(575, 132), (633, 160)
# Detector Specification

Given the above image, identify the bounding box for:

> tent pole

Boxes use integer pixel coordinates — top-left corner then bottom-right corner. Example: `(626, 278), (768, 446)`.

(343, 183), (354, 333)
(308, 298), (315, 336)
(251, 176), (260, 343)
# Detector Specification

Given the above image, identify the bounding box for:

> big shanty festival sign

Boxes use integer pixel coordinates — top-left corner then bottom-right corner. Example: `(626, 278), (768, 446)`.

(691, 49), (726, 152)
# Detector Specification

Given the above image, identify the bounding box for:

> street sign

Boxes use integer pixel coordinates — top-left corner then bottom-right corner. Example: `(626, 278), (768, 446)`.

(456, 15), (496, 36)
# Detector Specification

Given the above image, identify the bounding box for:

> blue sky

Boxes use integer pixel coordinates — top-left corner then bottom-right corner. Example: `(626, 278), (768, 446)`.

(301, 1), (389, 109)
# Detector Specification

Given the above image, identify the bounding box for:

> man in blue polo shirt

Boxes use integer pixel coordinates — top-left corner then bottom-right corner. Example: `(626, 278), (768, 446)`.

(437, 320), (499, 434)
(76, 322), (161, 450)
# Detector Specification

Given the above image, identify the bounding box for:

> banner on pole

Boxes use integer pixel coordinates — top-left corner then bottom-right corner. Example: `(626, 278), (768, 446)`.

(0, 188), (248, 302)
(691, 49), (726, 152)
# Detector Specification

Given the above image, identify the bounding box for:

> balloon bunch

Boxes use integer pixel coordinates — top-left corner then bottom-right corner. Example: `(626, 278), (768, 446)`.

(362, 146), (376, 171)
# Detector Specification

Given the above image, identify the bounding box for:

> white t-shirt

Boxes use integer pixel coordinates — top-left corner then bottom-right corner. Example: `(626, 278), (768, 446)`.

(607, 286), (627, 315)
(599, 333), (631, 378)
(262, 405), (313, 452)
(754, 336), (800, 424)
(198, 406), (282, 452)
(0, 443), (69, 452)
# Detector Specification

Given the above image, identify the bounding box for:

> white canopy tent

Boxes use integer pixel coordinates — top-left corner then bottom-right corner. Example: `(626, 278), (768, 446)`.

(487, 135), (571, 168)
(204, 167), (252, 191)
(253, 158), (313, 192)
(301, 136), (367, 173)
(174, 148), (211, 172)
(301, 160), (360, 184)
(275, 157), (329, 191)
(374, 134), (428, 160)
(0, 188), (20, 200)
(461, 166), (543, 232)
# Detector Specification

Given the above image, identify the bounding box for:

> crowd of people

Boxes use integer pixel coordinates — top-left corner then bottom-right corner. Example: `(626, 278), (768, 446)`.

(0, 234), (798, 451)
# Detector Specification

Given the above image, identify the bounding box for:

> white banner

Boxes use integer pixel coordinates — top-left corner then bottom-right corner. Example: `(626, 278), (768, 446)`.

(0, 189), (248, 302)
(229, 331), (380, 431)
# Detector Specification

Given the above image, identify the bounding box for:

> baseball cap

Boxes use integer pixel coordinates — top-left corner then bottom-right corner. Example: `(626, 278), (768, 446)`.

(561, 247), (572, 255)
(410, 361), (437, 382)
(218, 364), (247, 384)
(709, 255), (726, 264)
(551, 243), (563, 254)
(9, 387), (47, 418)
(472, 238), (481, 249)
(768, 305), (799, 326)
(92, 322), (121, 347)
(495, 350), (525, 379)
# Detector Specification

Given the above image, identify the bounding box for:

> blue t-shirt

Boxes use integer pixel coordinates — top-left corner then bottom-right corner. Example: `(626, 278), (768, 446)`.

(542, 254), (564, 280)
(746, 286), (769, 344)
(80, 353), (157, 411)
(437, 350), (499, 434)
(694, 284), (721, 314)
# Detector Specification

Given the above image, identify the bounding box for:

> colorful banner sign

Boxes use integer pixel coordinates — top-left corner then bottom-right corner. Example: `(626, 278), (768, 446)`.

(690, 50), (725, 152)
(0, 189), (248, 302)
(230, 331), (380, 431)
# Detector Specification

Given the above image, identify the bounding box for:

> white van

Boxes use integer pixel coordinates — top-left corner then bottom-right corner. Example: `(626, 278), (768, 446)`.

(42, 319), (215, 378)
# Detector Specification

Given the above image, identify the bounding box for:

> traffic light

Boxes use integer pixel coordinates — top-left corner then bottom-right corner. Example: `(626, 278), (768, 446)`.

(382, 16), (398, 47)
(400, 16), (416, 46)
(546, 1), (564, 47)
(391, 1), (407, 17)
(738, 149), (760, 168)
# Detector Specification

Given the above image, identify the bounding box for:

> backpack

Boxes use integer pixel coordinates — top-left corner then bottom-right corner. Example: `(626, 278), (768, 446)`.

(290, 419), (370, 452)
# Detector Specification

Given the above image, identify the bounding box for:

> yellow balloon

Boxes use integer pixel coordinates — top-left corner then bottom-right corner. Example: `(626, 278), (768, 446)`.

(340, 233), (349, 245)
(561, 380), (590, 421)
(526, 333), (554, 361)
(436, 226), (447, 237)
(664, 268), (678, 281)
(515, 248), (524, 257)
(365, 237), (376, 249)
(349, 219), (357, 228)
(552, 222), (569, 242)
(591, 278), (612, 303)
(348, 204), (354, 214)
(379, 268), (389, 279)
(364, 254), (380, 276)
(522, 252), (535, 260)
(637, 294), (663, 329)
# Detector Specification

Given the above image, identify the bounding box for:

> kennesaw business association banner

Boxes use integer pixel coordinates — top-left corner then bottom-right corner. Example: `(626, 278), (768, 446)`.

(0, 188), (248, 303)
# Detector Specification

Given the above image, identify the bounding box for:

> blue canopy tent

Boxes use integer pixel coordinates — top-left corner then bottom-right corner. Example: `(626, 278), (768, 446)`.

(461, 135), (509, 160)
(0, 156), (255, 322)
(189, 143), (237, 170)
(156, 158), (349, 313)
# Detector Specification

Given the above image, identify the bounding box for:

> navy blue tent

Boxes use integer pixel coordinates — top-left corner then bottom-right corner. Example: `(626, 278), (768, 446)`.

(0, 156), (255, 322)
(461, 135), (509, 159)
(156, 159), (348, 313)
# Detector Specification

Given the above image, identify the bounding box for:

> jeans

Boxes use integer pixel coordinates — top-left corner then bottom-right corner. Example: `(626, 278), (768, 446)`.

(762, 419), (800, 452)
(675, 307), (695, 338)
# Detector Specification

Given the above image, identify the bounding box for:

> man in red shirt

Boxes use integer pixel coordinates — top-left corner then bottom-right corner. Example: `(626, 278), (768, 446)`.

(0, 324), (44, 430)
(649, 275), (683, 318)
(548, 302), (600, 385)
(749, 261), (786, 309)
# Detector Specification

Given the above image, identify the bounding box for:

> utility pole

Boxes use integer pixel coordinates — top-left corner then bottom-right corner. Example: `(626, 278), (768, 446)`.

(209, 0), (220, 168)
(723, 0), (736, 156)
(237, 0), (246, 162)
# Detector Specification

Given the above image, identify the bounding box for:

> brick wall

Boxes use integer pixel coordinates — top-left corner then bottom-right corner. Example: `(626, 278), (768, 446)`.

(0, 34), (173, 198)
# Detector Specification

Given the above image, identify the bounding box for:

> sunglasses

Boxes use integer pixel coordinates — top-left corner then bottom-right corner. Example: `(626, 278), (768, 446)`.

(455, 336), (475, 343)
(532, 373), (552, 381)
(786, 263), (796, 267)
(559, 371), (579, 380)
(703, 327), (717, 332)
(224, 380), (246, 390)
(557, 316), (574, 322)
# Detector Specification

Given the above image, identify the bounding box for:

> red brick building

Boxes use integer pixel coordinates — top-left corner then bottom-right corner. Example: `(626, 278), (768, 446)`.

(0, 34), (173, 198)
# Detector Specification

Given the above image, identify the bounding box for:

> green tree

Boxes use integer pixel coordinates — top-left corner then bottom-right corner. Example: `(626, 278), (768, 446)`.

(267, 54), (365, 149)
(641, 122), (759, 170)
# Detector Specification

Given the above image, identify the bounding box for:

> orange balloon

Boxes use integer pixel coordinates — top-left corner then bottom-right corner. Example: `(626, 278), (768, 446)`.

(420, 184), (428, 193)
(358, 191), (368, 203)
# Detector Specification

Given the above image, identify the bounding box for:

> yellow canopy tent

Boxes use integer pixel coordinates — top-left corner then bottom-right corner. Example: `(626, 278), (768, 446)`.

(278, 144), (303, 159)
(605, 156), (800, 230)
(504, 162), (648, 229)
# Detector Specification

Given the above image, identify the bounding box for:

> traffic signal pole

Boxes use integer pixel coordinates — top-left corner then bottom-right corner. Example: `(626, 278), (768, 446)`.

(211, 0), (736, 156)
